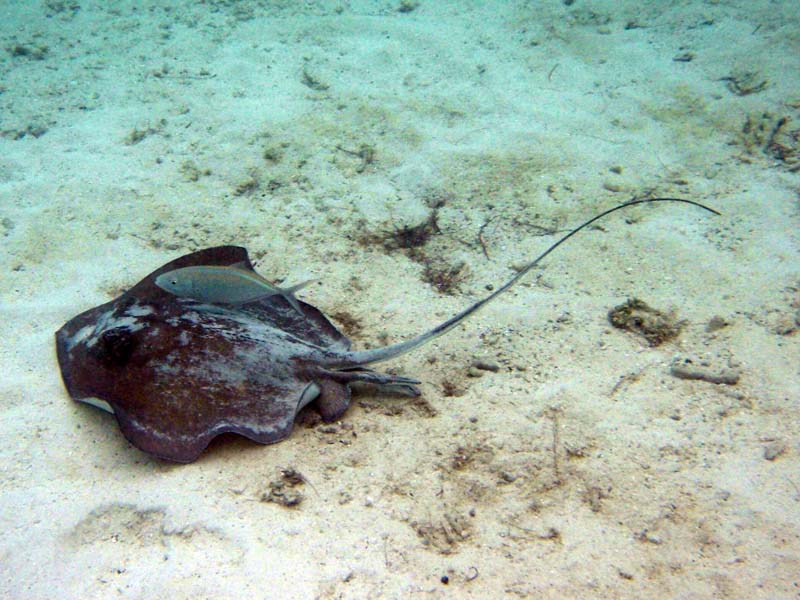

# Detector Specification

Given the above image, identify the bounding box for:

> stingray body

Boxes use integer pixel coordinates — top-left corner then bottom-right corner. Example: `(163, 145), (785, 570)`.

(56, 246), (406, 462)
(56, 199), (718, 462)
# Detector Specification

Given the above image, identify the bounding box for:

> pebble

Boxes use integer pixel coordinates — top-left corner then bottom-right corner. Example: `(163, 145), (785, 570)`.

(471, 359), (500, 372)
(763, 442), (785, 461)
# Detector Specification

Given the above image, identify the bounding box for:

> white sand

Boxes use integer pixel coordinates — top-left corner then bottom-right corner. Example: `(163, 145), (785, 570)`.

(1, 1), (798, 598)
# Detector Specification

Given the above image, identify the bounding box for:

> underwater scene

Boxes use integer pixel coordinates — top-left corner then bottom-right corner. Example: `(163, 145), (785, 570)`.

(1, 1), (798, 598)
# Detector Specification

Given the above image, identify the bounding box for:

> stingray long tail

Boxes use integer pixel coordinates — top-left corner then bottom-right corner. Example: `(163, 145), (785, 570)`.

(345, 197), (719, 367)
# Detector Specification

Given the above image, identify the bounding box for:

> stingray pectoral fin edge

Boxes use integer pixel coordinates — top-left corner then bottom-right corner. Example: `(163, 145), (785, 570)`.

(111, 400), (303, 463)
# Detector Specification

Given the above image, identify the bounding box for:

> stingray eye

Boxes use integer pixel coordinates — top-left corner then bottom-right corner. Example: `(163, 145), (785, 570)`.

(170, 279), (178, 286)
(90, 326), (137, 367)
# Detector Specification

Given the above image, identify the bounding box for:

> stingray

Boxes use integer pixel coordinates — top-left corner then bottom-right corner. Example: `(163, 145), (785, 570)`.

(56, 198), (718, 462)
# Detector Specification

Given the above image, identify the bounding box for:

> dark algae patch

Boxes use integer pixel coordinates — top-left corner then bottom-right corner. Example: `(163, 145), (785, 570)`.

(260, 468), (309, 508)
(608, 298), (684, 346)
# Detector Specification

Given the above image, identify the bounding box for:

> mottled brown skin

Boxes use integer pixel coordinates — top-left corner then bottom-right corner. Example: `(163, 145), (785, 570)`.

(56, 246), (413, 462)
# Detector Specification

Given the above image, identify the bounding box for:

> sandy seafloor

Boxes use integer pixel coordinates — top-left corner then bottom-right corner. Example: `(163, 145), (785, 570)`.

(1, 1), (799, 598)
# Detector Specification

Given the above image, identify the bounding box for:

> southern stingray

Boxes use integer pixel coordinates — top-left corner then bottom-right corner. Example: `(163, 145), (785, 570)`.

(56, 198), (718, 462)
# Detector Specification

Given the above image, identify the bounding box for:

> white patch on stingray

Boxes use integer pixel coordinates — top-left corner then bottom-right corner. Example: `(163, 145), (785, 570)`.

(84, 307), (148, 347)
(126, 302), (154, 317)
(65, 324), (95, 352)
(79, 396), (115, 414)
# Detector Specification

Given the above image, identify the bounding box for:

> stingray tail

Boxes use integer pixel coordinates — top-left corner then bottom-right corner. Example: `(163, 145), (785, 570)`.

(345, 197), (720, 367)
